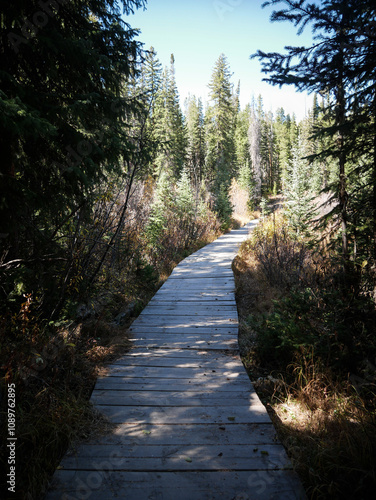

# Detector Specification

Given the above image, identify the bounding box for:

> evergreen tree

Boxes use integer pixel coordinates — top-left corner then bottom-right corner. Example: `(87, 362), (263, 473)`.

(138, 47), (163, 172)
(261, 110), (277, 193)
(274, 108), (292, 190)
(144, 171), (173, 253)
(252, 0), (376, 276)
(206, 54), (236, 182)
(205, 53), (236, 223)
(140, 47), (163, 122)
(185, 95), (205, 186)
(0, 0), (146, 317)
(153, 55), (186, 178)
(234, 105), (251, 177)
(284, 137), (316, 237)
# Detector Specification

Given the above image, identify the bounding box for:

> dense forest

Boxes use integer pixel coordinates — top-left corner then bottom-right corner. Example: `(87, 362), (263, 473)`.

(1, 0), (376, 498)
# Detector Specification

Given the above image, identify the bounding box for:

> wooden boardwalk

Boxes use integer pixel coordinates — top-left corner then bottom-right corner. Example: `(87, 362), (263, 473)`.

(46, 221), (306, 500)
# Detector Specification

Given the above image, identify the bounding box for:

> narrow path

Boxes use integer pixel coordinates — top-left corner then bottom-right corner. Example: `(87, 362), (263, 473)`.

(46, 221), (306, 500)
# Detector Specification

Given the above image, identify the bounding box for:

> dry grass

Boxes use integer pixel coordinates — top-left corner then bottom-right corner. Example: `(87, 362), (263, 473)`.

(234, 214), (376, 500)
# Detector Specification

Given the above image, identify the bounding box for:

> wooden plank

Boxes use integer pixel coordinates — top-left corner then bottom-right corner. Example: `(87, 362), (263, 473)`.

(112, 356), (243, 368)
(128, 332), (238, 341)
(98, 405), (271, 424)
(154, 288), (234, 302)
(141, 304), (238, 314)
(171, 263), (232, 269)
(94, 378), (253, 392)
(128, 339), (238, 349)
(129, 338), (239, 350)
(47, 470), (305, 500)
(158, 282), (234, 290)
(129, 325), (239, 334)
(79, 422), (279, 446)
(133, 316), (238, 326)
(168, 271), (234, 279)
(60, 443), (291, 471)
(159, 277), (234, 287)
(91, 390), (264, 407)
(120, 348), (238, 359)
(102, 365), (249, 379)
(147, 299), (236, 306)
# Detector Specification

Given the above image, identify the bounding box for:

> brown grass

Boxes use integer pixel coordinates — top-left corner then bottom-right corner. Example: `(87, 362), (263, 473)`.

(234, 213), (376, 500)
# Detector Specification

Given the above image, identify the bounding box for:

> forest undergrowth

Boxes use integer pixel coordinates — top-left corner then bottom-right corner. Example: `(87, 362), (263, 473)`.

(234, 211), (376, 499)
(0, 176), (248, 500)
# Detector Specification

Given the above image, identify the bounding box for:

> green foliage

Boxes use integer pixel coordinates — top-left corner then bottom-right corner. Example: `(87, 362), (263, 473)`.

(243, 213), (376, 376)
(185, 95), (205, 184)
(153, 55), (187, 178)
(252, 286), (376, 376)
(144, 169), (220, 268)
(284, 137), (317, 237)
(176, 169), (195, 217)
(214, 183), (233, 230)
(0, 0), (147, 319)
(234, 107), (251, 177)
(260, 197), (271, 218)
(205, 53), (236, 184)
(144, 171), (172, 252)
(254, 0), (376, 283)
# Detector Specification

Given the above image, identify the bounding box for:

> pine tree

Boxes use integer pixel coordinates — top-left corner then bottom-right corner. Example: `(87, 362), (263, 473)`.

(261, 110), (277, 193)
(234, 105), (251, 177)
(144, 171), (173, 253)
(153, 55), (186, 178)
(274, 108), (292, 191)
(284, 137), (316, 237)
(206, 54), (236, 182)
(185, 95), (205, 186)
(205, 53), (236, 223)
(0, 0), (146, 317)
(252, 0), (376, 275)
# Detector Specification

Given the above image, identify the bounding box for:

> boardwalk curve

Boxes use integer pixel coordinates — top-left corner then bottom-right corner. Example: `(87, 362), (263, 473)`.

(46, 221), (306, 500)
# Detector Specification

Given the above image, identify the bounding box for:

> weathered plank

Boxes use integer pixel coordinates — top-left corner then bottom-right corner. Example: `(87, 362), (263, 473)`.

(129, 338), (239, 350)
(117, 348), (238, 359)
(168, 270), (234, 279)
(151, 290), (234, 300)
(47, 470), (305, 500)
(97, 404), (271, 425)
(129, 325), (239, 334)
(158, 277), (234, 288)
(112, 355), (243, 368)
(132, 316), (239, 326)
(147, 299), (236, 307)
(61, 443), (290, 471)
(91, 390), (265, 407)
(102, 364), (249, 379)
(95, 377), (254, 392)
(79, 422), (278, 446)
(141, 304), (238, 314)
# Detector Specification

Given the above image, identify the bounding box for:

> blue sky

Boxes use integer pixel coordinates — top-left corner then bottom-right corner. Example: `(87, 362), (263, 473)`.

(126, 0), (314, 121)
